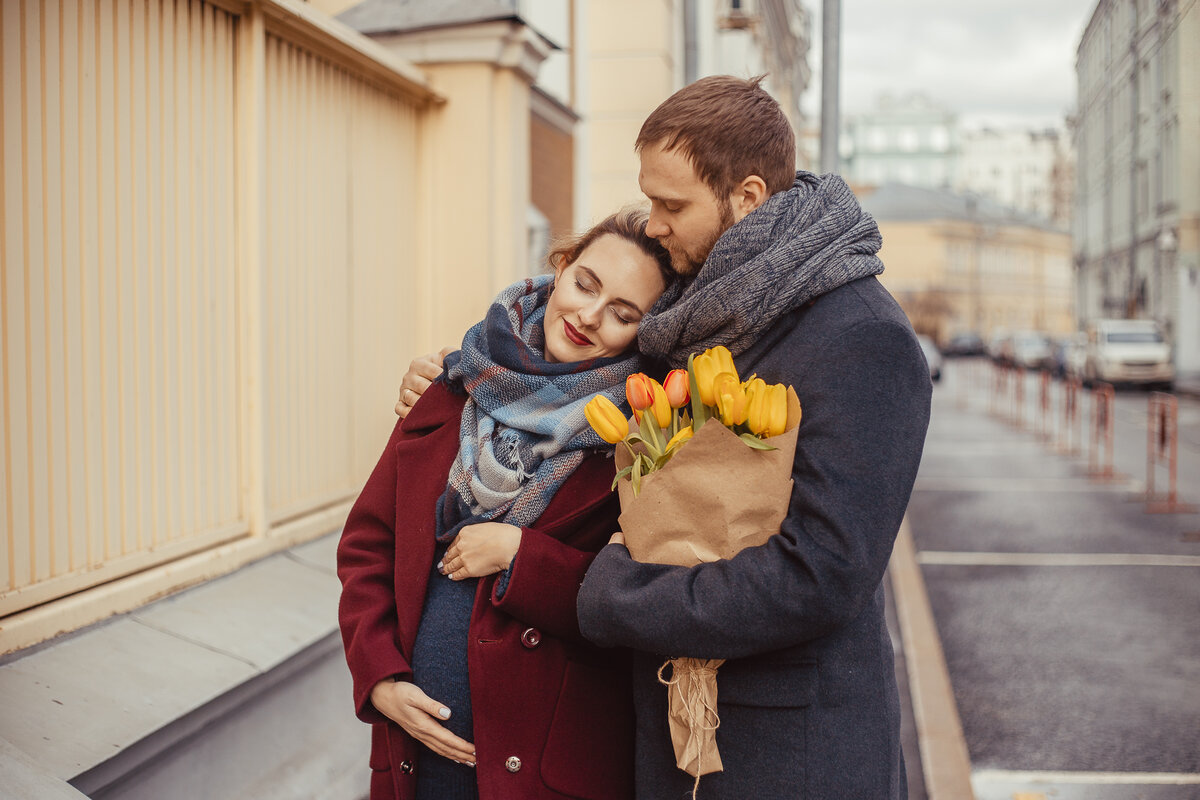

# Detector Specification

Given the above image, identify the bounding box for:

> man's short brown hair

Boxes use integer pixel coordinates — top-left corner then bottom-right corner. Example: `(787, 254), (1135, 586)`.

(635, 75), (796, 199)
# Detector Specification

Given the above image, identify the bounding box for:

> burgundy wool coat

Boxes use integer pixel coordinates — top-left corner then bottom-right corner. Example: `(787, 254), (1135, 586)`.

(337, 380), (635, 800)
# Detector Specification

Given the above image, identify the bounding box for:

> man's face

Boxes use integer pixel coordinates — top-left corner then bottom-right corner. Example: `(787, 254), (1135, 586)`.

(638, 142), (735, 277)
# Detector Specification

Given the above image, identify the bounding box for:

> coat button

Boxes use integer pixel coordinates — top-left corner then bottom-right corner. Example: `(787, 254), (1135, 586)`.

(399, 760), (414, 774)
(505, 755), (522, 773)
(520, 627), (541, 649)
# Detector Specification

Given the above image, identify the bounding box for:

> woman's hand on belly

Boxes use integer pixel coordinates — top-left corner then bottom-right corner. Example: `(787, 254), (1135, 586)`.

(370, 679), (477, 766)
(440, 523), (522, 580)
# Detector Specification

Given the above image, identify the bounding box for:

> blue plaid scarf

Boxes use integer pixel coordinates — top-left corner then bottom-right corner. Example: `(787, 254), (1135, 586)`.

(435, 274), (641, 542)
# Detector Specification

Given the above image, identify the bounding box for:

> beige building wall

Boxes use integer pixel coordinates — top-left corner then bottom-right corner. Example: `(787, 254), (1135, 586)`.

(878, 220), (1073, 344)
(0, 0), (553, 654)
(581, 0), (677, 221)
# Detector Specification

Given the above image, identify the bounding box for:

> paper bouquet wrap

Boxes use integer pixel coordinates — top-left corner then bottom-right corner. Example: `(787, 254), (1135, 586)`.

(613, 386), (802, 779)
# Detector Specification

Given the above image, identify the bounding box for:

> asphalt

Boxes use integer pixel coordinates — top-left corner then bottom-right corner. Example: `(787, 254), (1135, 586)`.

(894, 358), (1200, 800)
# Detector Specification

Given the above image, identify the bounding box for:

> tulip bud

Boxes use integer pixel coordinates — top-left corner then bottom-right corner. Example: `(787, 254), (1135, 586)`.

(663, 369), (690, 409)
(691, 352), (718, 406)
(664, 425), (693, 453)
(584, 395), (629, 444)
(713, 372), (748, 427)
(648, 378), (672, 429)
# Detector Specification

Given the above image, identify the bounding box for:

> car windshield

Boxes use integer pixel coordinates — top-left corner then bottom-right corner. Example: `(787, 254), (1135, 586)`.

(1105, 331), (1163, 344)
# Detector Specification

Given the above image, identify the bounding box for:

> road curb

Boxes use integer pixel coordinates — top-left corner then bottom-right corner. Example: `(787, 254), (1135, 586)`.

(889, 517), (976, 800)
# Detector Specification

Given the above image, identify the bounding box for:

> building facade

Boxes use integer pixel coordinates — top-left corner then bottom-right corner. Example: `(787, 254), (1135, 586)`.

(841, 92), (959, 189)
(860, 184), (1075, 345)
(956, 127), (1075, 228)
(1074, 0), (1200, 377)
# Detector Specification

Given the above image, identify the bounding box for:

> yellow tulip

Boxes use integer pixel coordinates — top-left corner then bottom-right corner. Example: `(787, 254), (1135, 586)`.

(584, 395), (629, 444)
(744, 378), (769, 435)
(664, 424), (693, 452)
(648, 378), (672, 429)
(709, 345), (737, 381)
(713, 372), (748, 427)
(766, 384), (789, 437)
(691, 351), (719, 406)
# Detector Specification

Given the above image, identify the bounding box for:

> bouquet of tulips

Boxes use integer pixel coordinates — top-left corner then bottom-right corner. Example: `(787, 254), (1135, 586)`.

(584, 346), (802, 786)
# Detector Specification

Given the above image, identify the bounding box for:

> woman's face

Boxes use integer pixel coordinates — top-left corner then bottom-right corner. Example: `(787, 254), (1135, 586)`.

(543, 233), (666, 363)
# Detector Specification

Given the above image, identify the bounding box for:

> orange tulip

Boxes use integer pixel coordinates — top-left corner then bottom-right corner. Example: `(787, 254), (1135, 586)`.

(626, 373), (655, 422)
(663, 369), (690, 409)
(584, 395), (629, 444)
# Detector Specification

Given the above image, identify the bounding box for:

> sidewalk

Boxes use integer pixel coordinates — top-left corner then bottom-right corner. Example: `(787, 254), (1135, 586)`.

(893, 359), (1200, 800)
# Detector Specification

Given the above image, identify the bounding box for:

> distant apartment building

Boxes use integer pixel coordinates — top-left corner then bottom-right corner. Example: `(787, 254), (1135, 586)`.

(860, 183), (1075, 344)
(956, 127), (1075, 228)
(1074, 0), (1200, 377)
(841, 92), (958, 189)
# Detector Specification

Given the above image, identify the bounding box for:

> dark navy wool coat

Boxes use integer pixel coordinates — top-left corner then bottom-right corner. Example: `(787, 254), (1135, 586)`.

(578, 276), (933, 799)
(338, 381), (635, 800)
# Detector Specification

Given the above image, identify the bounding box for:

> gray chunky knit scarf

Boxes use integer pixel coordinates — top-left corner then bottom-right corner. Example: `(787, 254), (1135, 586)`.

(638, 171), (884, 367)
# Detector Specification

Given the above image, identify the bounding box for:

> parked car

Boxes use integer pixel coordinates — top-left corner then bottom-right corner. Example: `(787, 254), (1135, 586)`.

(1056, 332), (1088, 380)
(916, 334), (943, 382)
(1005, 330), (1054, 371)
(942, 331), (986, 357)
(986, 329), (1011, 364)
(1081, 319), (1174, 389)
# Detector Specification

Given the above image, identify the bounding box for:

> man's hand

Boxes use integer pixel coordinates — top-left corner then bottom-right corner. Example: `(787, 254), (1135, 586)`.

(395, 346), (455, 418)
(370, 679), (476, 765)
(439, 523), (523, 580)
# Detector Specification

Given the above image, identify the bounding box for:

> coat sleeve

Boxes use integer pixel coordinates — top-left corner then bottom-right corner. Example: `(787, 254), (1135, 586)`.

(489, 497), (618, 642)
(577, 318), (932, 660)
(337, 417), (412, 725)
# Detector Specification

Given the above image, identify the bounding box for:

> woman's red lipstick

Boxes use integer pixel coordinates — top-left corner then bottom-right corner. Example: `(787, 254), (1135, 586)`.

(563, 320), (593, 346)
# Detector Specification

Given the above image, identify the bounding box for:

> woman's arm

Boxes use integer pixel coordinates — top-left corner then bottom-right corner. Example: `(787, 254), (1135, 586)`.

(336, 418), (414, 725)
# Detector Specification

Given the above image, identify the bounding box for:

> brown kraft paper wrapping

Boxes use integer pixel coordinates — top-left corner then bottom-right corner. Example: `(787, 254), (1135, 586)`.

(614, 387), (801, 779)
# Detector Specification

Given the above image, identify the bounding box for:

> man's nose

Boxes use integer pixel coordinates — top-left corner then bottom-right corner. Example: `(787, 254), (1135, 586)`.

(645, 209), (670, 239)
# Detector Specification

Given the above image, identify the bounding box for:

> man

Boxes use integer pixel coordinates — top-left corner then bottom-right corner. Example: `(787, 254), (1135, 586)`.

(398, 76), (930, 799)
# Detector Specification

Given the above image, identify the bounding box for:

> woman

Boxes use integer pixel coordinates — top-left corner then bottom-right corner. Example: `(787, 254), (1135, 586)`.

(337, 208), (674, 800)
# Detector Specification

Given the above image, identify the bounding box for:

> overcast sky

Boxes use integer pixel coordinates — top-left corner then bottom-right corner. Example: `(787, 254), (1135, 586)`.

(803, 0), (1101, 129)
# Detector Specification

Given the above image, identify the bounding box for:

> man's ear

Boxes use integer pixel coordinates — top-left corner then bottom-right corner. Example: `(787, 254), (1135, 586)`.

(730, 175), (769, 222)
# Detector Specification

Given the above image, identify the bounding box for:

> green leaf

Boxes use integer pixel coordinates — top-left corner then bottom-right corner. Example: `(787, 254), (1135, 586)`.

(687, 353), (711, 430)
(638, 409), (664, 457)
(631, 453), (643, 497)
(610, 464), (634, 490)
(738, 432), (778, 451)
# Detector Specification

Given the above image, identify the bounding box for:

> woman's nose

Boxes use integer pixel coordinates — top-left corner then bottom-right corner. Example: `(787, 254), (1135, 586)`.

(578, 303), (603, 328)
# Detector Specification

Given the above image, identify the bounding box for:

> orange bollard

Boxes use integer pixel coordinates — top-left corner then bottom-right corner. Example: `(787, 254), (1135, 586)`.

(1146, 392), (1196, 513)
(1011, 368), (1025, 429)
(1087, 382), (1123, 482)
(1056, 377), (1082, 456)
(1038, 371), (1052, 441)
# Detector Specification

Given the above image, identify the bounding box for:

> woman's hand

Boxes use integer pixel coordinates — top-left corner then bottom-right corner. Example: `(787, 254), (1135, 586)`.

(370, 679), (476, 765)
(395, 346), (455, 418)
(440, 523), (522, 580)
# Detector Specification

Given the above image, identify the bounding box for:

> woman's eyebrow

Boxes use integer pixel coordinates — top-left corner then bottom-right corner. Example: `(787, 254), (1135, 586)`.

(576, 264), (647, 316)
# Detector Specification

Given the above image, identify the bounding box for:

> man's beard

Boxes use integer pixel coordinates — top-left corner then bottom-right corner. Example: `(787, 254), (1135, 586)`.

(668, 198), (736, 278)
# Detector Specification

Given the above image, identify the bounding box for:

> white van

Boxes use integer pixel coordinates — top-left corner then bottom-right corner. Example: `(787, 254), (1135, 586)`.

(1082, 319), (1174, 389)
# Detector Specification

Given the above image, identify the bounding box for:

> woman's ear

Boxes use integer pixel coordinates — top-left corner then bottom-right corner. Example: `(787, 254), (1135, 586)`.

(730, 175), (768, 223)
(551, 261), (566, 291)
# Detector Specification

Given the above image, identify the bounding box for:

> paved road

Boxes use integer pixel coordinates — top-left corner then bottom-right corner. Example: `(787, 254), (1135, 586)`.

(906, 359), (1200, 800)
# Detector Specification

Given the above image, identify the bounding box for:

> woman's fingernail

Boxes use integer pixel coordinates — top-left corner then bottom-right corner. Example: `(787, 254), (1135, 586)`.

(436, 560), (444, 572)
(438, 707), (451, 719)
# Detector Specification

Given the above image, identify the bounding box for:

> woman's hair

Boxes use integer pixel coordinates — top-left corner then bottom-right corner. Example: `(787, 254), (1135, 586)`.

(547, 207), (674, 289)
(635, 75), (796, 199)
